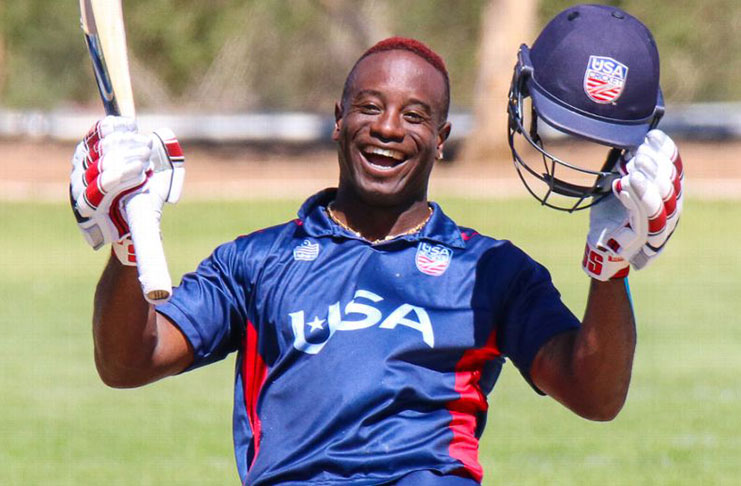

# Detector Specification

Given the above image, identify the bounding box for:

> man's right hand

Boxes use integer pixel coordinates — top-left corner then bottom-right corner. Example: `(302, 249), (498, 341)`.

(70, 116), (185, 265)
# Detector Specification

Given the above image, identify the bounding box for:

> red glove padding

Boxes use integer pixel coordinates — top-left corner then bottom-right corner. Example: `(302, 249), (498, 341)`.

(625, 130), (684, 269)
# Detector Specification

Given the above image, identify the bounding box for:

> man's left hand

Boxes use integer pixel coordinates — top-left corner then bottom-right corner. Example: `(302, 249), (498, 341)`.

(583, 129), (684, 281)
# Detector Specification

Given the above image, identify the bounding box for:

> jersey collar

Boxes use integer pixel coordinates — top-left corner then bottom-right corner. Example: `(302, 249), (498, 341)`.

(297, 188), (466, 249)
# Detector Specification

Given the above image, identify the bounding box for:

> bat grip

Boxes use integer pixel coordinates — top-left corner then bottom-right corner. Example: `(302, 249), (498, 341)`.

(124, 191), (172, 304)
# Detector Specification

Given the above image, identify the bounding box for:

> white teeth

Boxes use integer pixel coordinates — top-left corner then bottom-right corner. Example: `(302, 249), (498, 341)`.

(367, 161), (395, 171)
(367, 146), (405, 161)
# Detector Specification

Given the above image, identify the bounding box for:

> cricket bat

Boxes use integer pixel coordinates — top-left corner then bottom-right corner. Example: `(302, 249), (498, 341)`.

(80, 0), (172, 303)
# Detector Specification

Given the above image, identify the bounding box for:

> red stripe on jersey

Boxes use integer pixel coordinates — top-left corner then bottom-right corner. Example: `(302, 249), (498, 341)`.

(445, 330), (501, 483)
(242, 320), (268, 469)
(446, 410), (481, 482)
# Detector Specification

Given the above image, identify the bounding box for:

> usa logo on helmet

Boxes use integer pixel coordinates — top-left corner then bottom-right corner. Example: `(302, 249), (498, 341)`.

(583, 55), (629, 104)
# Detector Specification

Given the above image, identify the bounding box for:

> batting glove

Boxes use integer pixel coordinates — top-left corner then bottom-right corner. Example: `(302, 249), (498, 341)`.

(583, 130), (684, 281)
(70, 116), (185, 265)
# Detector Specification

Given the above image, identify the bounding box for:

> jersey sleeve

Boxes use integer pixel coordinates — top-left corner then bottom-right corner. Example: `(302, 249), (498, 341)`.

(156, 239), (250, 371)
(498, 252), (580, 394)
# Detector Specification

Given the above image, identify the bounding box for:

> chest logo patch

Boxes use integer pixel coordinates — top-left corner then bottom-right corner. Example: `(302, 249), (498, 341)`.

(415, 242), (452, 276)
(583, 55), (628, 104)
(293, 239), (320, 261)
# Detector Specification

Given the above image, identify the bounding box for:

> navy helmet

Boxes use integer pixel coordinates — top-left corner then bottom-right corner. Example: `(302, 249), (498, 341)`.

(507, 4), (664, 211)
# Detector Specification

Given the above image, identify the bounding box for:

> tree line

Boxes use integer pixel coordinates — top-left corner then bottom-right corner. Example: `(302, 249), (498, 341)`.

(0, 0), (737, 111)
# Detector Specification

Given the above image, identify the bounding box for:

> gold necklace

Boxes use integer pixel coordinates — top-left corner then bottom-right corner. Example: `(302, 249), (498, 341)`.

(326, 202), (433, 244)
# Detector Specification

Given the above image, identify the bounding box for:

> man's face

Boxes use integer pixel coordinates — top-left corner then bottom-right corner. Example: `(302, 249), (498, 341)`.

(333, 50), (451, 207)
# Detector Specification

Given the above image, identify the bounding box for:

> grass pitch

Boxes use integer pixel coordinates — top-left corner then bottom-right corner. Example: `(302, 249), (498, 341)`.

(0, 198), (738, 485)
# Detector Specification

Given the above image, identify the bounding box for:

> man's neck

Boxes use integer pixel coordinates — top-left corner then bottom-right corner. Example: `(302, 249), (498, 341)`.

(330, 190), (431, 243)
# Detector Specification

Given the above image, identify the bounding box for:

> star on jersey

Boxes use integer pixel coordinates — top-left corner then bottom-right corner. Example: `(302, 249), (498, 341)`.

(307, 316), (325, 331)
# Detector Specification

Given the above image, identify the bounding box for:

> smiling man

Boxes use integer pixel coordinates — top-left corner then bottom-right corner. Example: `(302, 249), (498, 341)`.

(71, 28), (682, 486)
(330, 39), (451, 243)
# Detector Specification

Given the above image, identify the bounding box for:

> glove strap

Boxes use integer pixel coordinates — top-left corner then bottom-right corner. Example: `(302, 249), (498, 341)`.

(582, 242), (630, 281)
(112, 238), (137, 266)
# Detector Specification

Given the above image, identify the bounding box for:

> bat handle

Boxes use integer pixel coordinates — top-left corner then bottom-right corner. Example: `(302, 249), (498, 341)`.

(125, 191), (172, 304)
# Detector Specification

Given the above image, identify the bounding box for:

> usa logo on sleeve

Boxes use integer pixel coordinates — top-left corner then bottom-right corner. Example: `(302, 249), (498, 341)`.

(415, 242), (452, 277)
(583, 55), (628, 104)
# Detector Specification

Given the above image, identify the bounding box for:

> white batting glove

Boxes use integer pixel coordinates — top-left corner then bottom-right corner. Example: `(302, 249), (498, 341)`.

(70, 116), (185, 265)
(624, 130), (684, 269)
(583, 130), (684, 281)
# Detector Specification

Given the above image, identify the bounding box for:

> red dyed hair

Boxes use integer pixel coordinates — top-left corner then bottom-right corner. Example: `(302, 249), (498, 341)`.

(359, 37), (448, 80)
(341, 36), (451, 120)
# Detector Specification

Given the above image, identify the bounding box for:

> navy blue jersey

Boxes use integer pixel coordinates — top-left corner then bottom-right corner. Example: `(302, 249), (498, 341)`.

(156, 189), (580, 485)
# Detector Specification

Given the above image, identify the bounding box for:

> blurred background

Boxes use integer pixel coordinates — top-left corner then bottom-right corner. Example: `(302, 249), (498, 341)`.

(1, 1), (740, 484)
(1, 0), (739, 147)
(2, 0), (739, 108)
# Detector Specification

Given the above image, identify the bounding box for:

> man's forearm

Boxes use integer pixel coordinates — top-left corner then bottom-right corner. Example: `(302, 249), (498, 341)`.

(92, 255), (158, 387)
(532, 278), (636, 420)
(574, 278), (636, 414)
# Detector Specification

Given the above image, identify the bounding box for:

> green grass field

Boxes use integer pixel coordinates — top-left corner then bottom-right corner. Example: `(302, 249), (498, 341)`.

(1, 198), (739, 485)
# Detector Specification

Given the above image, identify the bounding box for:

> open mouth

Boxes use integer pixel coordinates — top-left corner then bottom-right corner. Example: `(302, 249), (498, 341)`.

(361, 146), (407, 171)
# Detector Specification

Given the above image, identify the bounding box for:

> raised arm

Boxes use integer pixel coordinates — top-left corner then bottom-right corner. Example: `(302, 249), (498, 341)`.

(531, 279), (635, 420)
(93, 257), (192, 388)
(532, 130), (683, 421)
(70, 117), (191, 387)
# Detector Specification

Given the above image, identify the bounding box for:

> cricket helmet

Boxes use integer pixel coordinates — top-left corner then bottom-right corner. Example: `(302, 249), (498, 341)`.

(507, 4), (665, 211)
